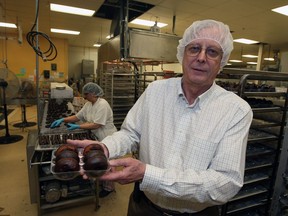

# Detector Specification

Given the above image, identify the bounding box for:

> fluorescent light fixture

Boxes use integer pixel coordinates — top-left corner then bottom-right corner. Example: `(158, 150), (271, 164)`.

(242, 54), (258, 58)
(93, 43), (102, 47)
(264, 57), (275, 61)
(229, 60), (243, 63)
(0, 22), (17, 28)
(130, 19), (168, 28)
(233, 38), (259, 44)
(51, 28), (80, 35)
(50, 3), (95, 16)
(247, 62), (258, 65)
(272, 5), (288, 16)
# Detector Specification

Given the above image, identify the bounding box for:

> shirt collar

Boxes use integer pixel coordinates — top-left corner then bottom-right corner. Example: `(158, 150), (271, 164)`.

(178, 79), (217, 109)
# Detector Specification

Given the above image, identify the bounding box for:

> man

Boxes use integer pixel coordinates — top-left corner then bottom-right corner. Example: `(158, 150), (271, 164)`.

(68, 19), (253, 215)
(51, 82), (117, 197)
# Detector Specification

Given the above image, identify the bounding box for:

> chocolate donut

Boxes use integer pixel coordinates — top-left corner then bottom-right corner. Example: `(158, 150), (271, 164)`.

(83, 144), (104, 156)
(84, 155), (108, 171)
(54, 144), (78, 156)
(83, 150), (105, 163)
(54, 157), (80, 172)
(55, 149), (79, 162)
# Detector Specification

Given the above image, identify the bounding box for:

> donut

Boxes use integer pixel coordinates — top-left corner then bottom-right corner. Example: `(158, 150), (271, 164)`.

(54, 157), (80, 172)
(83, 144), (104, 156)
(83, 155), (108, 171)
(54, 144), (78, 156)
(83, 150), (105, 163)
(55, 149), (79, 162)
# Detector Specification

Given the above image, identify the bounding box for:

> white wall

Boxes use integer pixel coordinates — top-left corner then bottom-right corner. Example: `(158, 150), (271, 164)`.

(68, 46), (98, 82)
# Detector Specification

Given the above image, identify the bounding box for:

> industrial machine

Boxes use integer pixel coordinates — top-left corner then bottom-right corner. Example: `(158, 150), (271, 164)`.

(26, 84), (99, 215)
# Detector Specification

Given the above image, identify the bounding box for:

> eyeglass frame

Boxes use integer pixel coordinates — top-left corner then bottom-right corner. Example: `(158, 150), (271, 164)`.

(184, 43), (223, 60)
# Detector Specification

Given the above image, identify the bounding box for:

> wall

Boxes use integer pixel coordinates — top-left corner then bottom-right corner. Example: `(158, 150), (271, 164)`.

(68, 46), (98, 83)
(0, 36), (68, 85)
(0, 36), (99, 95)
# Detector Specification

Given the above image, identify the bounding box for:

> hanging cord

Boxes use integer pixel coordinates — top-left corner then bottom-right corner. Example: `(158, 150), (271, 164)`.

(26, 1), (57, 61)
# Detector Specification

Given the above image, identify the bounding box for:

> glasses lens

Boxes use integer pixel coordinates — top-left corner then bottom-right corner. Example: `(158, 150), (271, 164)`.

(206, 48), (221, 59)
(186, 45), (201, 56)
(185, 44), (222, 60)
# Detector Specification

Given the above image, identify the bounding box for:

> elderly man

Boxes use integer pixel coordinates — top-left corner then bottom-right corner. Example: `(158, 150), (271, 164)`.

(69, 19), (253, 215)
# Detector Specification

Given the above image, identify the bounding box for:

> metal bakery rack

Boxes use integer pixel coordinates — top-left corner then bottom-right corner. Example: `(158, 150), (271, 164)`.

(218, 69), (288, 216)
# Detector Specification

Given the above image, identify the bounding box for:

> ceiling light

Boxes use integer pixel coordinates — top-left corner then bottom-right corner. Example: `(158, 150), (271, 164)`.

(247, 62), (258, 65)
(272, 5), (288, 16)
(130, 19), (168, 28)
(51, 28), (80, 35)
(229, 60), (243, 63)
(264, 57), (275, 61)
(233, 38), (259, 44)
(0, 22), (17, 28)
(50, 3), (95, 16)
(93, 43), (102, 47)
(242, 54), (258, 58)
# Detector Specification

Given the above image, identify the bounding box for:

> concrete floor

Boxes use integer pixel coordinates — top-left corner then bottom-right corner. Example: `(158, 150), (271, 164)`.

(0, 105), (133, 216)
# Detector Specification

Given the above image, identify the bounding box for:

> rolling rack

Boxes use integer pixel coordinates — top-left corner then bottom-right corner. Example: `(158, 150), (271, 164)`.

(218, 69), (288, 216)
(270, 126), (288, 216)
(100, 63), (138, 130)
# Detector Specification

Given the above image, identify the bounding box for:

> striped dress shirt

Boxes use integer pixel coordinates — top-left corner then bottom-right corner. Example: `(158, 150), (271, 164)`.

(102, 77), (253, 213)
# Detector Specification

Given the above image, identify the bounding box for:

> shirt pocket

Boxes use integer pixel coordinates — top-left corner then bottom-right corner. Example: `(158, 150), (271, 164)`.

(183, 135), (218, 170)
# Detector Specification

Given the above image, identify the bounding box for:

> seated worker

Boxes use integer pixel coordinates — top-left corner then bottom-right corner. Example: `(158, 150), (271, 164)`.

(51, 82), (117, 197)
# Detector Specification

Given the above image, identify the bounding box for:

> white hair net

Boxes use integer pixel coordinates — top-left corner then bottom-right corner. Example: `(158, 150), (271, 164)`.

(176, 19), (233, 69)
(82, 82), (104, 96)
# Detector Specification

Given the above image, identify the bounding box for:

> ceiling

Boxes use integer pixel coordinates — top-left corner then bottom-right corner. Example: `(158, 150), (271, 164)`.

(1, 0), (288, 67)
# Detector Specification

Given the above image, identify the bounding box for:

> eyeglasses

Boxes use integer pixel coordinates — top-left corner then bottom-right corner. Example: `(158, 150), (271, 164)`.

(185, 44), (223, 60)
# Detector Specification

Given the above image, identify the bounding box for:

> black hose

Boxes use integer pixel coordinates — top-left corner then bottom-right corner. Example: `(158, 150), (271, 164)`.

(26, 0), (57, 61)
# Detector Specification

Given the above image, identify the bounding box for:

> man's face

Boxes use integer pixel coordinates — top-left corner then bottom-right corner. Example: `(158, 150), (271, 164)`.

(182, 38), (222, 88)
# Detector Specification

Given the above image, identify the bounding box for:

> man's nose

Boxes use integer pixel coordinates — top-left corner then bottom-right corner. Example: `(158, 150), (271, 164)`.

(197, 49), (207, 60)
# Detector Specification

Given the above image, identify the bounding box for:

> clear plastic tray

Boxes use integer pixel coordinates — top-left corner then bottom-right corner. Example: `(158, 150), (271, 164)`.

(51, 148), (110, 180)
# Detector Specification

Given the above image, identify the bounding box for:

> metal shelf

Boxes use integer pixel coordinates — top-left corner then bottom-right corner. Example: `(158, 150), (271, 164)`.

(230, 185), (268, 202)
(270, 127), (288, 215)
(221, 71), (288, 216)
(100, 63), (138, 130)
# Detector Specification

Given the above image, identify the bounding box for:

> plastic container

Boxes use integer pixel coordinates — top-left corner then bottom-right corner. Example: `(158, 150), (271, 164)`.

(50, 148), (110, 180)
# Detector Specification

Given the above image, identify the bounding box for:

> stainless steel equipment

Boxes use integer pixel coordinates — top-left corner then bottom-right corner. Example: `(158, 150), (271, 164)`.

(27, 99), (100, 216)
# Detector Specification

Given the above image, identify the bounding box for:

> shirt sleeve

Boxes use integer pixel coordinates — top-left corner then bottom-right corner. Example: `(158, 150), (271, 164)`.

(102, 90), (146, 159)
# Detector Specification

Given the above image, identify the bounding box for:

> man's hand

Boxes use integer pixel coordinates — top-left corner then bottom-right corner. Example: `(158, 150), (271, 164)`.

(100, 157), (146, 185)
